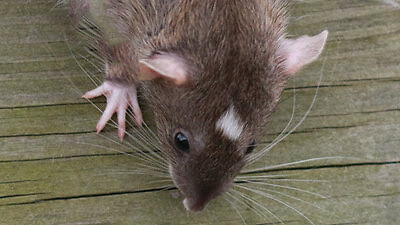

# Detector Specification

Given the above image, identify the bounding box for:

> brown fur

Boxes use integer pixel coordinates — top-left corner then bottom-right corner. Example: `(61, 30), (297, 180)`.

(70, 0), (292, 211)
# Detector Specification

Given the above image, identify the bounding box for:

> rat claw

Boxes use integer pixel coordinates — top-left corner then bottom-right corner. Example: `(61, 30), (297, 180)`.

(133, 106), (143, 126)
(118, 126), (126, 141)
(84, 81), (142, 139)
(117, 104), (127, 141)
(82, 84), (105, 99)
(96, 97), (117, 133)
(127, 88), (143, 126)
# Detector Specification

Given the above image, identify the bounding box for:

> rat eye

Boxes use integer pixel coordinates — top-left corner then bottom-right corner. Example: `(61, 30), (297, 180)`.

(246, 139), (256, 154)
(174, 132), (190, 153)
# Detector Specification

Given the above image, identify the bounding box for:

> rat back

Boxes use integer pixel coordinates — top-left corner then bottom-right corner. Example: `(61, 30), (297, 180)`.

(107, 0), (179, 47)
(77, 0), (328, 212)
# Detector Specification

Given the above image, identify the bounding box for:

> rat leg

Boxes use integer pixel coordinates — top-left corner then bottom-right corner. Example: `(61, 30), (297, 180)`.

(83, 67), (143, 141)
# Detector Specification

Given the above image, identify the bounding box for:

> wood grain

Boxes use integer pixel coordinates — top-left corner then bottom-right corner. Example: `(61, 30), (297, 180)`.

(0, 0), (399, 224)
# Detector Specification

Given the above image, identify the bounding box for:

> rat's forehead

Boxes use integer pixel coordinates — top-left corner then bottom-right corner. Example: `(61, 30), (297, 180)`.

(215, 105), (245, 141)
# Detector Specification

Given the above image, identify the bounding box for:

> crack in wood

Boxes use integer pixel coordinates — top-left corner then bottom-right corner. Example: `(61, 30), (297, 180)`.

(342, 77), (400, 83)
(242, 161), (400, 174)
(309, 108), (400, 118)
(1, 187), (176, 207)
(257, 221), (300, 225)
(0, 153), (125, 164)
(0, 101), (105, 110)
(263, 125), (359, 137)
(365, 192), (400, 198)
(0, 130), (96, 139)
(0, 179), (39, 185)
(0, 193), (47, 199)
(0, 150), (162, 164)
(284, 84), (352, 91)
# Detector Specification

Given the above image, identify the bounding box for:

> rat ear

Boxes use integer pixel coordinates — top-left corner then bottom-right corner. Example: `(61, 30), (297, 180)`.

(139, 53), (188, 86)
(279, 30), (328, 75)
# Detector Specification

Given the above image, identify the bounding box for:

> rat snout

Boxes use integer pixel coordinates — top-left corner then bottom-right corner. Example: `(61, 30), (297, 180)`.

(183, 197), (209, 212)
(182, 183), (227, 212)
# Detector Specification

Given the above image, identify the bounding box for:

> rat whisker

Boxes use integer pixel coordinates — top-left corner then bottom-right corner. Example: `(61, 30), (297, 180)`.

(236, 185), (316, 225)
(249, 55), (328, 165)
(159, 186), (176, 192)
(128, 124), (160, 150)
(226, 191), (270, 222)
(67, 27), (164, 161)
(97, 116), (169, 166)
(230, 189), (285, 224)
(124, 111), (164, 154)
(75, 51), (105, 75)
(138, 124), (166, 157)
(96, 100), (156, 147)
(237, 180), (327, 199)
(75, 141), (168, 173)
(65, 136), (158, 169)
(102, 169), (171, 185)
(123, 124), (162, 153)
(77, 90), (146, 155)
(237, 174), (297, 179)
(114, 122), (171, 166)
(85, 46), (106, 65)
(127, 113), (158, 141)
(113, 168), (170, 177)
(119, 165), (169, 176)
(86, 87), (168, 162)
(148, 179), (173, 184)
(133, 136), (174, 166)
(120, 127), (168, 164)
(141, 120), (159, 139)
(242, 156), (360, 173)
(78, 17), (104, 40)
(93, 170), (170, 178)
(37, 26), (162, 165)
(94, 119), (160, 162)
(122, 109), (153, 140)
(238, 183), (327, 212)
(29, 2), (173, 196)
(65, 36), (101, 87)
(68, 36), (170, 167)
(128, 170), (170, 178)
(236, 177), (328, 183)
(73, 141), (134, 156)
(226, 191), (271, 223)
(223, 195), (247, 225)
(84, 38), (107, 62)
(123, 163), (168, 175)
(54, 0), (67, 9)
(92, 158), (168, 177)
(97, 132), (167, 169)
(247, 86), (297, 164)
(52, 0), (332, 214)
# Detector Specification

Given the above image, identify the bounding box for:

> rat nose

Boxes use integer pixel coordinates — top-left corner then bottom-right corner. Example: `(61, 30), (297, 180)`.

(183, 197), (210, 212)
(181, 179), (232, 211)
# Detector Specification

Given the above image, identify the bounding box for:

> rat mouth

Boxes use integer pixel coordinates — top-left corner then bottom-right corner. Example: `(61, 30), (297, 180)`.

(183, 198), (208, 212)
(169, 165), (225, 212)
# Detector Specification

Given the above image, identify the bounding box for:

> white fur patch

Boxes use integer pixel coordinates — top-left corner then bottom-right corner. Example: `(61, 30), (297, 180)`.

(183, 198), (191, 211)
(216, 105), (244, 140)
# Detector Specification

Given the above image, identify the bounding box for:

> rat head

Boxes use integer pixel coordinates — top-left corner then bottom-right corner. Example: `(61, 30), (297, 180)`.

(138, 29), (328, 211)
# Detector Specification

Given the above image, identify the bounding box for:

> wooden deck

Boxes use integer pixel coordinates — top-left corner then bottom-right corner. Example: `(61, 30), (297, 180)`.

(1, 0), (399, 224)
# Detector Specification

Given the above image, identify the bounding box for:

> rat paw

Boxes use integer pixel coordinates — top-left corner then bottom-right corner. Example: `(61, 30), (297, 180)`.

(82, 81), (143, 140)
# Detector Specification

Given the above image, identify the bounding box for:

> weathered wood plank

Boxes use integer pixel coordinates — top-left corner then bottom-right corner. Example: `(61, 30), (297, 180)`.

(0, 0), (399, 224)
(1, 164), (399, 224)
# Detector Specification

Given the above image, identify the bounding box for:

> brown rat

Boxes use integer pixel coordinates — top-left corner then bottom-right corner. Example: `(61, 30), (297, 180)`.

(70, 0), (328, 212)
